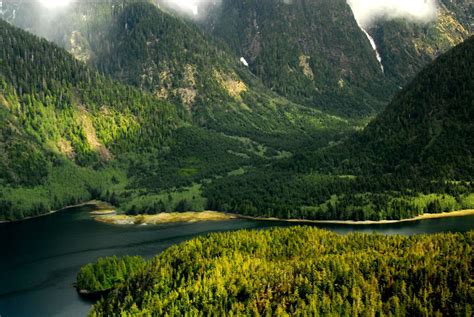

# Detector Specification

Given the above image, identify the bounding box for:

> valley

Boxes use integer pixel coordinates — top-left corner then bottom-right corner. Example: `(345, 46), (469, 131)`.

(0, 0), (472, 315)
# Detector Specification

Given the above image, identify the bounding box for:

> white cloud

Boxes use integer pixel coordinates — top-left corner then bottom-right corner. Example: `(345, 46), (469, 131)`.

(346, 0), (439, 28)
(159, 0), (221, 18)
(161, 0), (198, 15)
(38, 0), (73, 9)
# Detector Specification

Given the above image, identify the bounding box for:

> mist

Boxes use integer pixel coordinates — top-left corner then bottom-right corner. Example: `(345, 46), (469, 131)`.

(347, 0), (439, 28)
(158, 0), (222, 19)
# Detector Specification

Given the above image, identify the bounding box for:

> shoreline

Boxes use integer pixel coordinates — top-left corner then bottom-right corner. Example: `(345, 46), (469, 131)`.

(94, 211), (237, 225)
(94, 209), (474, 226)
(2, 201), (473, 226)
(231, 209), (474, 225)
(0, 200), (113, 224)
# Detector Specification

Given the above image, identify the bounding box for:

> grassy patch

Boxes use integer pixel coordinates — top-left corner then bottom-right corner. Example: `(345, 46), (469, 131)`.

(95, 211), (235, 225)
(121, 183), (206, 214)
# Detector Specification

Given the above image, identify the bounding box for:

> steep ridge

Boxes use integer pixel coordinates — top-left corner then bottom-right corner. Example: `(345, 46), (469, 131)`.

(0, 19), (184, 219)
(89, 1), (350, 150)
(0, 10), (350, 221)
(368, 0), (472, 86)
(354, 35), (474, 178)
(200, 0), (472, 117)
(1, 0), (352, 152)
(0, 19), (265, 221)
(201, 0), (390, 118)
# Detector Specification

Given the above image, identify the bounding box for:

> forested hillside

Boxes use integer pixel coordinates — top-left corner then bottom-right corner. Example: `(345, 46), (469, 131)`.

(1, 0), (353, 151)
(203, 36), (474, 221)
(201, 0), (390, 117)
(351, 34), (474, 178)
(200, 0), (472, 118)
(0, 10), (350, 221)
(88, 1), (351, 149)
(2, 0), (471, 120)
(1, 1), (473, 222)
(0, 19), (269, 221)
(0, 19), (184, 220)
(86, 227), (474, 315)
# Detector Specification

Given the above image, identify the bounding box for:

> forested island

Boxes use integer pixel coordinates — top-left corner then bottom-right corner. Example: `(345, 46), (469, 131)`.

(79, 227), (473, 315)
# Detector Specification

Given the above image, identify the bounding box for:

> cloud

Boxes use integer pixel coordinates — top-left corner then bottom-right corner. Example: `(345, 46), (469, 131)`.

(346, 0), (439, 28)
(38, 0), (73, 9)
(158, 0), (221, 19)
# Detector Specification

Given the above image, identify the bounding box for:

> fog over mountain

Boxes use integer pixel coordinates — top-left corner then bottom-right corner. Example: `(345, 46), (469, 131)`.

(159, 0), (221, 18)
(346, 0), (439, 27)
(159, 0), (439, 26)
(1, 0), (441, 34)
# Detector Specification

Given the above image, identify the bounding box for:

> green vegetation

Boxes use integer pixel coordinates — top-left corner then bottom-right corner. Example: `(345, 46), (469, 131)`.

(204, 168), (474, 220)
(90, 1), (353, 150)
(202, 36), (474, 221)
(371, 1), (472, 86)
(0, 2), (472, 223)
(0, 18), (184, 220)
(77, 256), (146, 293)
(0, 2), (352, 221)
(122, 183), (207, 215)
(86, 227), (473, 315)
(202, 0), (390, 118)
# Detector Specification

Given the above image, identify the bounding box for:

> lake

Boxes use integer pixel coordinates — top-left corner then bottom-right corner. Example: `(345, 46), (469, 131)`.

(1, 205), (473, 317)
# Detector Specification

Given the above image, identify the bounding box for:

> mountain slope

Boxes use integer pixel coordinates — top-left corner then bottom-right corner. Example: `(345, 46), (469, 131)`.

(353, 35), (474, 178)
(0, 10), (349, 221)
(202, 36), (474, 221)
(84, 1), (352, 150)
(201, 0), (390, 117)
(368, 0), (472, 86)
(199, 0), (472, 118)
(0, 18), (185, 219)
(0, 19), (267, 221)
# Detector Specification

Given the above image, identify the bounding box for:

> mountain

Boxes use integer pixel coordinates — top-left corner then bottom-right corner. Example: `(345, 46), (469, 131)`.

(200, 0), (390, 117)
(202, 36), (474, 221)
(351, 35), (474, 178)
(87, 1), (350, 150)
(1, 1), (472, 222)
(368, 0), (472, 86)
(0, 3), (351, 221)
(199, 0), (472, 118)
(0, 19), (269, 221)
(1, 0), (352, 152)
(3, 0), (470, 121)
(0, 18), (183, 219)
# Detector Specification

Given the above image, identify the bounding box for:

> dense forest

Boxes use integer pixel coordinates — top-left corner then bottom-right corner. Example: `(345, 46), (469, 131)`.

(77, 256), (146, 293)
(369, 0), (472, 86)
(0, 18), (182, 220)
(200, 0), (390, 118)
(0, 14), (348, 221)
(0, 19), (263, 220)
(4, 0), (470, 121)
(84, 227), (473, 315)
(202, 35), (474, 221)
(0, 1), (473, 222)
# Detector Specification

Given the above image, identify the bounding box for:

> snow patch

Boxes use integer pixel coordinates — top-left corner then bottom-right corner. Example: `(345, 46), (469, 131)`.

(240, 57), (249, 67)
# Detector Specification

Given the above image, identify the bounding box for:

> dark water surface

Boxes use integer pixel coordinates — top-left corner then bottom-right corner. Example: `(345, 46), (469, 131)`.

(0, 206), (473, 317)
